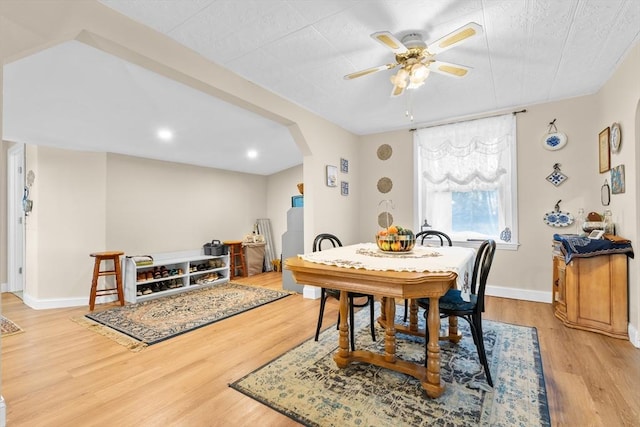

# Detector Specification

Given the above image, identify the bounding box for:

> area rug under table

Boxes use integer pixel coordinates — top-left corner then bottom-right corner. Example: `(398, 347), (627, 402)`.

(1, 315), (24, 337)
(78, 282), (290, 349)
(230, 306), (551, 427)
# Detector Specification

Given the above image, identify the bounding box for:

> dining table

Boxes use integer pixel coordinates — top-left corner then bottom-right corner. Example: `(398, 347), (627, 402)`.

(285, 242), (475, 398)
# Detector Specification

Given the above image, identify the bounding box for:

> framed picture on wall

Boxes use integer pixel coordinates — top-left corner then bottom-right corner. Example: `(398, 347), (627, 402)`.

(326, 165), (338, 187)
(611, 164), (625, 194)
(341, 181), (349, 196)
(340, 158), (349, 173)
(598, 127), (611, 173)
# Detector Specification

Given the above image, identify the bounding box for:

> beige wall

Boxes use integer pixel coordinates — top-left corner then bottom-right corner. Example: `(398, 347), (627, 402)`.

(596, 41), (640, 341)
(358, 130), (414, 238)
(105, 153), (267, 254)
(24, 145), (106, 304)
(266, 164), (303, 257)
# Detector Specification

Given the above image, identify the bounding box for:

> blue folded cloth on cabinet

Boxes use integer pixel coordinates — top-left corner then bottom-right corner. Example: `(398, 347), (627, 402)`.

(553, 234), (634, 263)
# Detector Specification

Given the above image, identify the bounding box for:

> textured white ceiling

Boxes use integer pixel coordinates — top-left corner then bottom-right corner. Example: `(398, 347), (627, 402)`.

(3, 0), (640, 174)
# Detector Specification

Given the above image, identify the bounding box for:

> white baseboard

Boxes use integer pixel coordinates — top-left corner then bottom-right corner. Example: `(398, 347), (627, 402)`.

(628, 323), (640, 348)
(0, 395), (6, 427)
(303, 285), (321, 300)
(0, 282), (6, 293)
(22, 293), (119, 310)
(486, 284), (552, 303)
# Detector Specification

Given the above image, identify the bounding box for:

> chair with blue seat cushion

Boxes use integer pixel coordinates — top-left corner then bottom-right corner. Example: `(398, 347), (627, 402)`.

(403, 230), (452, 322)
(313, 233), (376, 351)
(416, 239), (496, 386)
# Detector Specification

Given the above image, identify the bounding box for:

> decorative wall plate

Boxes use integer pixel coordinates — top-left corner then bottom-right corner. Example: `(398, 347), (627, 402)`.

(546, 163), (567, 186)
(542, 132), (567, 151)
(377, 177), (393, 193)
(378, 212), (394, 228)
(377, 144), (393, 160)
(610, 122), (621, 152)
(543, 211), (574, 227)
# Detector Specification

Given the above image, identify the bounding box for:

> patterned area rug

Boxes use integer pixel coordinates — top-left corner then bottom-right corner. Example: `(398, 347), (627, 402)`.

(230, 306), (551, 427)
(76, 282), (290, 350)
(1, 315), (24, 337)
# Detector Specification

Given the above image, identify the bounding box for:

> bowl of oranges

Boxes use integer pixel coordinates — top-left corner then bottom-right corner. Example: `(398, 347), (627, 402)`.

(376, 225), (416, 253)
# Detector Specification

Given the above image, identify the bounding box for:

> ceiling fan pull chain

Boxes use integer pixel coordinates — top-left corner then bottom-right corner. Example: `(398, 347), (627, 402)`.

(405, 90), (415, 121)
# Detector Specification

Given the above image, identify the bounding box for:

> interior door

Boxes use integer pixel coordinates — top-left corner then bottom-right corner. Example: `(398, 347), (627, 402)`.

(7, 143), (25, 294)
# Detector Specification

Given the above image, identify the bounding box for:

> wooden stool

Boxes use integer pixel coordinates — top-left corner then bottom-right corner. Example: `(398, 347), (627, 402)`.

(89, 251), (125, 311)
(223, 241), (246, 279)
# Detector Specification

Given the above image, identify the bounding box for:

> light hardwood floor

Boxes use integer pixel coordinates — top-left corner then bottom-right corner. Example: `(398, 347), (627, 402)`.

(2, 272), (639, 426)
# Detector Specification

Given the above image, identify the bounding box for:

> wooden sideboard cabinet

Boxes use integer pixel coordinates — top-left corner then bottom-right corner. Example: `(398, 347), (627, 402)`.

(552, 240), (628, 339)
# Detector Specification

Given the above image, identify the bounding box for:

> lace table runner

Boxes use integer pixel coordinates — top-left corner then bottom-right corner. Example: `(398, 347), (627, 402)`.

(299, 243), (475, 301)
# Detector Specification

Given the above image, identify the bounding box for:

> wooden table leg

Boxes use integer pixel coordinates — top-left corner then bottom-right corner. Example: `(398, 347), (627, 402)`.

(409, 298), (419, 332)
(334, 290), (351, 367)
(383, 297), (396, 363)
(422, 296), (445, 398)
(379, 296), (387, 324)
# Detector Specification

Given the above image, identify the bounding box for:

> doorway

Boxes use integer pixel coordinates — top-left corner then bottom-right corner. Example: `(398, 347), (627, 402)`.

(7, 143), (25, 298)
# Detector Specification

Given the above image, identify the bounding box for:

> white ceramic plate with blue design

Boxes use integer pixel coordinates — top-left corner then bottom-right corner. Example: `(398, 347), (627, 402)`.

(543, 210), (574, 227)
(542, 132), (567, 151)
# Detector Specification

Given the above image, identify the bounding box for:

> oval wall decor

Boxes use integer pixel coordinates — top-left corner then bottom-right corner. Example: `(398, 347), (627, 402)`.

(377, 144), (393, 160)
(541, 132), (568, 150)
(378, 212), (394, 228)
(377, 177), (393, 193)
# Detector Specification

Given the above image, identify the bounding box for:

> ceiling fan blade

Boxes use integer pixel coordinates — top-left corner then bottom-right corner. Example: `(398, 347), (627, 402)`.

(371, 31), (408, 54)
(427, 60), (472, 78)
(390, 84), (405, 97)
(344, 63), (396, 80)
(428, 22), (483, 55)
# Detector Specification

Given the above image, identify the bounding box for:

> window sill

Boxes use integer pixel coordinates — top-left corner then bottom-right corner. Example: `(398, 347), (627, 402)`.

(453, 240), (520, 251)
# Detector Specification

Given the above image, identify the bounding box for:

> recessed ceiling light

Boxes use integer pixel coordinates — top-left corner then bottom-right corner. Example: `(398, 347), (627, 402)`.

(247, 149), (258, 159)
(156, 128), (173, 141)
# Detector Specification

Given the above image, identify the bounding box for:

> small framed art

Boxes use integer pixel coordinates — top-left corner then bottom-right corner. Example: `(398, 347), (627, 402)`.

(341, 181), (349, 196)
(340, 158), (349, 173)
(598, 127), (610, 173)
(611, 164), (625, 194)
(326, 165), (337, 187)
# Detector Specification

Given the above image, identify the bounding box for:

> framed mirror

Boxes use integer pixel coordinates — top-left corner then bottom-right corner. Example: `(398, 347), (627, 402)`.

(601, 180), (610, 206)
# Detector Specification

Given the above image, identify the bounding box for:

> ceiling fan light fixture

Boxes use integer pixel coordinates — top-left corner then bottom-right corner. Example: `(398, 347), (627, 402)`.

(390, 74), (407, 88)
(349, 22), (482, 96)
(411, 63), (429, 80)
(390, 68), (409, 87)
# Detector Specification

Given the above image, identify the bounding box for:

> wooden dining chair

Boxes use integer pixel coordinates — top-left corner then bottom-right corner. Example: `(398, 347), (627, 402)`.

(417, 239), (497, 386)
(313, 233), (376, 351)
(403, 230), (453, 321)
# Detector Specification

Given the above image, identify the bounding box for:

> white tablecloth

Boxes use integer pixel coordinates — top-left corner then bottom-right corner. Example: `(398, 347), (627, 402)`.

(299, 243), (475, 301)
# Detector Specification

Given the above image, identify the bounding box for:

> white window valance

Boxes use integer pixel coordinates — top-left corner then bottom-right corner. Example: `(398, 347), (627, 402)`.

(416, 114), (514, 192)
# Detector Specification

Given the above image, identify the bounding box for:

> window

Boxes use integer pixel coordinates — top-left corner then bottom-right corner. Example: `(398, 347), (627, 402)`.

(414, 114), (518, 249)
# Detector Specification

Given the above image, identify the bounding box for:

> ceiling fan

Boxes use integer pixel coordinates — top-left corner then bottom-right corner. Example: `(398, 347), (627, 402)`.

(344, 22), (483, 97)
